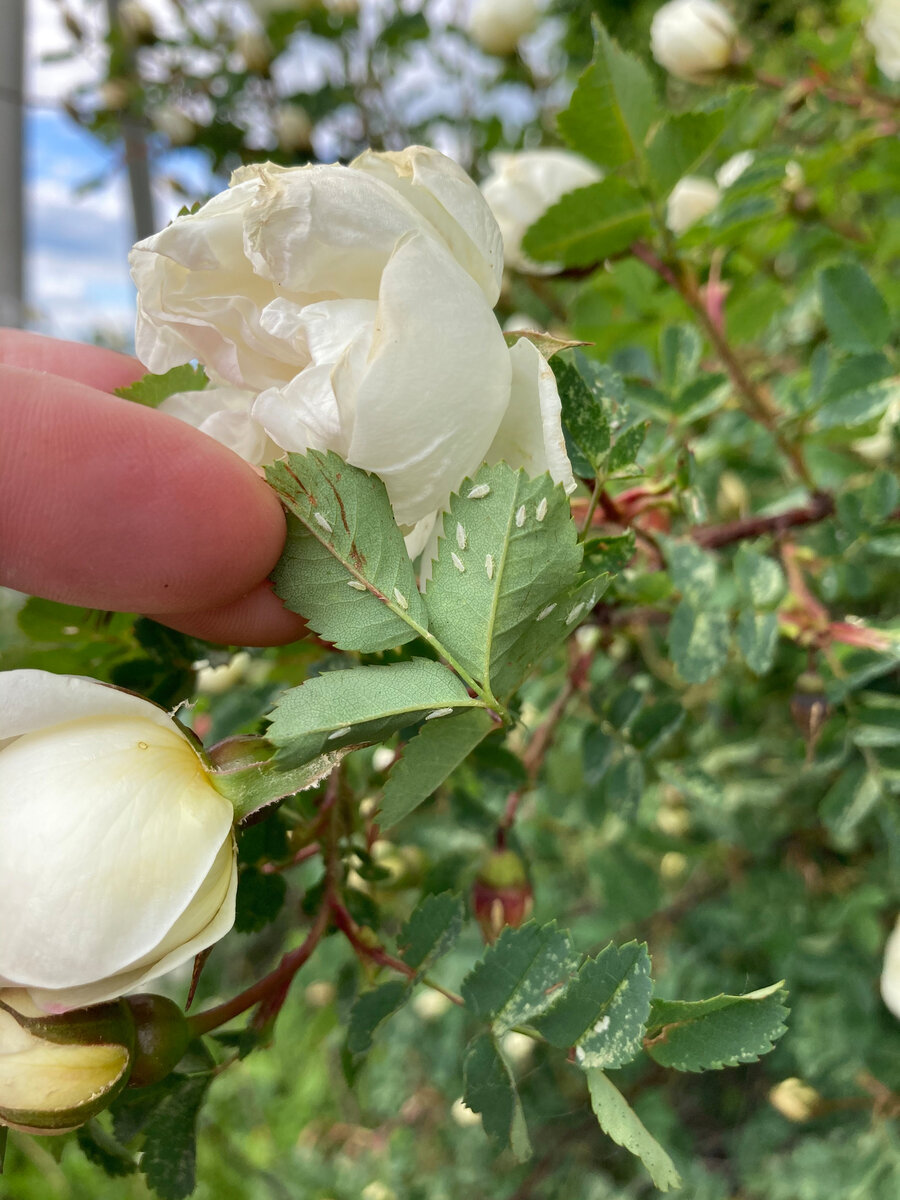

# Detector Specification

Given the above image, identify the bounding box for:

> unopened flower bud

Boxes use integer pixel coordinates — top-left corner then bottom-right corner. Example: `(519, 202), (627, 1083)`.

(790, 673), (830, 742)
(881, 916), (900, 1019)
(650, 0), (739, 83)
(468, 0), (539, 56)
(123, 995), (190, 1088)
(666, 175), (720, 234)
(117, 0), (155, 43)
(768, 1076), (823, 1122)
(152, 105), (196, 147)
(0, 992), (134, 1134)
(472, 849), (533, 943)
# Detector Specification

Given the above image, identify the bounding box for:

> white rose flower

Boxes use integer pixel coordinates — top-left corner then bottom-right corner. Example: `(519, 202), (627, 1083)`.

(481, 149), (604, 274)
(866, 1), (900, 80)
(666, 175), (721, 234)
(159, 385), (281, 465)
(881, 915), (900, 1018)
(0, 671), (237, 1013)
(468, 0), (539, 56)
(131, 145), (574, 538)
(650, 0), (738, 83)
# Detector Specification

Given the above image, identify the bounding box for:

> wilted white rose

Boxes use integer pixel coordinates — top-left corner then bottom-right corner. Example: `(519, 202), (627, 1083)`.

(866, 1), (900, 80)
(0, 671), (237, 1013)
(276, 103), (313, 153)
(881, 916), (900, 1018)
(666, 175), (721, 233)
(481, 149), (603, 274)
(159, 385), (281, 465)
(468, 0), (539, 56)
(650, 0), (738, 82)
(131, 145), (574, 539)
(151, 104), (196, 146)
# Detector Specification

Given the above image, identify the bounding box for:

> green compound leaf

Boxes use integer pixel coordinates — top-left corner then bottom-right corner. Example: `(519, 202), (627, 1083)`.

(461, 921), (578, 1035)
(114, 363), (207, 408)
(347, 979), (409, 1056)
(463, 1033), (531, 1161)
(733, 545), (786, 609)
(138, 1074), (212, 1200)
(75, 1122), (137, 1179)
(535, 941), (652, 1069)
(647, 107), (730, 195)
(586, 1069), (681, 1192)
(380, 708), (496, 827)
(424, 463), (585, 700)
(645, 981), (789, 1072)
(267, 660), (485, 768)
(523, 178), (653, 270)
(819, 261), (891, 355)
(399, 892), (466, 973)
(669, 601), (731, 684)
(267, 451), (427, 653)
(558, 20), (658, 171)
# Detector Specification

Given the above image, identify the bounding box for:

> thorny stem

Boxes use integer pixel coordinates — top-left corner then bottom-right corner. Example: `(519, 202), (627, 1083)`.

(630, 241), (817, 491)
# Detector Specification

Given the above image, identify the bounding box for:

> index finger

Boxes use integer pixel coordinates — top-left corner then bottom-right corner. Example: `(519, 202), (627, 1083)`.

(0, 329), (145, 393)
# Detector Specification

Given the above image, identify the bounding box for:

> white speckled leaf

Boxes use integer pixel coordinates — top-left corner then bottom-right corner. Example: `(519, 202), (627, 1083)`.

(645, 981), (789, 1072)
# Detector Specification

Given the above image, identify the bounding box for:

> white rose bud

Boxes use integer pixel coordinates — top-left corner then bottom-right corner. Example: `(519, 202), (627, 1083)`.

(276, 102), (314, 153)
(151, 104), (196, 147)
(666, 175), (721, 234)
(0, 671), (237, 1013)
(0, 991), (133, 1134)
(866, 1), (900, 81)
(715, 149), (753, 190)
(130, 146), (575, 539)
(481, 149), (603, 275)
(881, 916), (900, 1018)
(650, 0), (738, 83)
(468, 0), (539, 56)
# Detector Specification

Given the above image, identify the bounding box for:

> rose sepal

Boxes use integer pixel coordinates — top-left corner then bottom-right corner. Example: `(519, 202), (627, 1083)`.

(208, 735), (346, 826)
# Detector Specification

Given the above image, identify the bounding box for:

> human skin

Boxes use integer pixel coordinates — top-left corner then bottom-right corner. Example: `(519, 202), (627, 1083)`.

(0, 330), (307, 646)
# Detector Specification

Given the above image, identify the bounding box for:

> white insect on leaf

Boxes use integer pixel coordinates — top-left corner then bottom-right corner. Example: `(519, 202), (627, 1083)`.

(515, 504), (526, 528)
(314, 512), (333, 534)
(536, 497), (548, 522)
(467, 484), (491, 499)
(566, 602), (586, 626)
(393, 587), (409, 610)
(425, 707), (454, 720)
(456, 522), (467, 551)
(328, 726), (352, 739)
(536, 603), (557, 622)
(347, 579), (367, 591)
(451, 552), (466, 573)
(485, 554), (494, 580)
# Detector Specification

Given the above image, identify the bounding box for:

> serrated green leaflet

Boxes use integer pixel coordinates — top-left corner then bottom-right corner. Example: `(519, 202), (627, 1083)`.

(646, 95), (747, 195)
(645, 982), (789, 1072)
(380, 708), (496, 827)
(586, 1069), (681, 1191)
(463, 1033), (531, 1161)
(399, 892), (466, 973)
(552, 356), (610, 469)
(268, 451), (427, 652)
(347, 980), (409, 1056)
(737, 609), (778, 676)
(267, 660), (484, 767)
(138, 1074), (211, 1200)
(523, 178), (653, 269)
(425, 463), (584, 699)
(669, 602), (731, 684)
(114, 363), (207, 408)
(818, 261), (890, 354)
(461, 921), (578, 1034)
(535, 941), (651, 1068)
(557, 21), (658, 171)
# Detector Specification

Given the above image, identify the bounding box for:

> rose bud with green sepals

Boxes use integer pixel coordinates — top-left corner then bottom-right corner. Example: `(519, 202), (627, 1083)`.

(123, 995), (192, 1088)
(650, 0), (739, 83)
(0, 991), (135, 1134)
(472, 849), (534, 944)
(0, 671), (237, 1013)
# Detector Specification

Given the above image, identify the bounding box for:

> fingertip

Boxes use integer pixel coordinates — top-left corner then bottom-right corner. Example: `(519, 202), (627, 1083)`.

(146, 582), (309, 647)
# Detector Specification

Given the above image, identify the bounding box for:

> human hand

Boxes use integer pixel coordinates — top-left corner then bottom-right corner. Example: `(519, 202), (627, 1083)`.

(0, 330), (307, 646)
